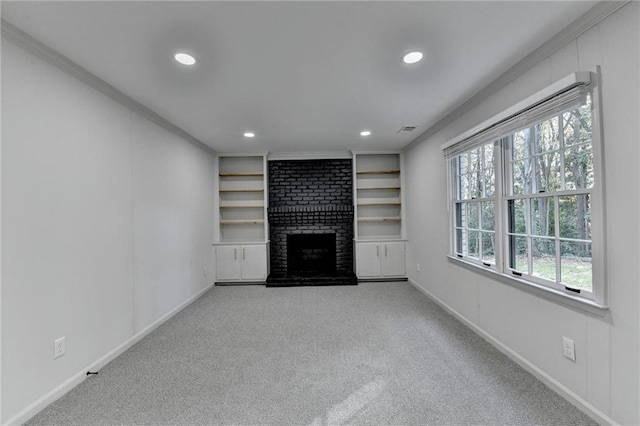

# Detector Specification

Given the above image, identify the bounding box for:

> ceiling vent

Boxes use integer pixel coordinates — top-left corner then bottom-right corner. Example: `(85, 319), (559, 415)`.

(397, 125), (418, 133)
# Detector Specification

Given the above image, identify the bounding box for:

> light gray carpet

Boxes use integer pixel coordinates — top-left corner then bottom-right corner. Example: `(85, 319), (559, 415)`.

(27, 282), (596, 425)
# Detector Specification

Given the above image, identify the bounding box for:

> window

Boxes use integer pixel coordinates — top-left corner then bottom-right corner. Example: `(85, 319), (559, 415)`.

(453, 142), (496, 264)
(445, 72), (605, 307)
(506, 99), (594, 292)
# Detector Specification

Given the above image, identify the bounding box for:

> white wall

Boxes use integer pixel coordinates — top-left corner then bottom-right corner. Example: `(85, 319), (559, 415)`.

(1, 38), (216, 423)
(404, 4), (639, 425)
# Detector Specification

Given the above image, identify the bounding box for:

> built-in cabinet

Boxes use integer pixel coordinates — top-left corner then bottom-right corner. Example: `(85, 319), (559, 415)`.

(355, 241), (406, 278)
(353, 152), (407, 279)
(215, 244), (267, 281)
(214, 154), (268, 283)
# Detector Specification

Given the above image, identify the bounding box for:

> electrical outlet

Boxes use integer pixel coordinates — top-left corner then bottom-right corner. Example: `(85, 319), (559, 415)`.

(562, 337), (575, 361)
(416, 263), (421, 273)
(54, 336), (66, 359)
(203, 266), (208, 277)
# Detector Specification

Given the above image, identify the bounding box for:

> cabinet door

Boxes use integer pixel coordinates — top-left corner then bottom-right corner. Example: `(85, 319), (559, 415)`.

(381, 242), (406, 277)
(356, 243), (382, 278)
(216, 246), (241, 280)
(240, 245), (267, 281)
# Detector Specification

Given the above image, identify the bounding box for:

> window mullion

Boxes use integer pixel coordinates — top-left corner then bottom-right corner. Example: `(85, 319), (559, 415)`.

(559, 113), (567, 191)
(495, 138), (506, 274)
(554, 195), (561, 284)
(449, 158), (456, 255)
(529, 125), (537, 194)
(525, 197), (533, 275)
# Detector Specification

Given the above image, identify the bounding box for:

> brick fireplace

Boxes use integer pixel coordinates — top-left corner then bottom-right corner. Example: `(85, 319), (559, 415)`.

(266, 159), (357, 286)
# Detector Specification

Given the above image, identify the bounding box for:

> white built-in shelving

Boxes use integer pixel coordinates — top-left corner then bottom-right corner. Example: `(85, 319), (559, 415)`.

(354, 153), (403, 240)
(353, 152), (406, 279)
(214, 154), (268, 282)
(217, 155), (267, 243)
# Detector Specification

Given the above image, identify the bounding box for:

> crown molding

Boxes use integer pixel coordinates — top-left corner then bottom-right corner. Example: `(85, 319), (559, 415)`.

(403, 0), (630, 152)
(1, 19), (216, 156)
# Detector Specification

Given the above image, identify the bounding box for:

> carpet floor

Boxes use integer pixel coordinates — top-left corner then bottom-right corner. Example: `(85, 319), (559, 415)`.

(27, 282), (596, 425)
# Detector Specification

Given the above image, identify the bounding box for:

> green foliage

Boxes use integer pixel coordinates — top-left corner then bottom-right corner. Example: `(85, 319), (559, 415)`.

(510, 102), (593, 195)
(517, 255), (592, 290)
(455, 100), (594, 285)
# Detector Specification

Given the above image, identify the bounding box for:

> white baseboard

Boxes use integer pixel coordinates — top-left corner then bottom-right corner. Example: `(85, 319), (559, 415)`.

(4, 282), (215, 426)
(407, 278), (617, 426)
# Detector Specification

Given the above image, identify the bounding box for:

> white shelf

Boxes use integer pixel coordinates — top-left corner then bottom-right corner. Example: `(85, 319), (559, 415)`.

(220, 203), (265, 209)
(219, 172), (264, 177)
(356, 169), (400, 175)
(220, 220), (265, 225)
(356, 186), (401, 190)
(218, 155), (267, 243)
(357, 201), (401, 206)
(354, 153), (403, 240)
(219, 188), (264, 193)
(357, 217), (401, 222)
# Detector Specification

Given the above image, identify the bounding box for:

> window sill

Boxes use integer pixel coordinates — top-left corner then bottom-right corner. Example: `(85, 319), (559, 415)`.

(446, 255), (609, 317)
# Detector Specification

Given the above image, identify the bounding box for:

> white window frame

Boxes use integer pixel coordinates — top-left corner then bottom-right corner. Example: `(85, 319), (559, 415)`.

(443, 70), (607, 313)
(452, 141), (498, 267)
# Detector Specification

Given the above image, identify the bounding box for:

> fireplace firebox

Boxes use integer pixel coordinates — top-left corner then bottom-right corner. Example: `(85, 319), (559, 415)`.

(288, 233), (336, 277)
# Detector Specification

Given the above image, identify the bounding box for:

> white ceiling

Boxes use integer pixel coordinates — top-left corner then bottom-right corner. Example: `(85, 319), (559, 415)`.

(2, 1), (597, 154)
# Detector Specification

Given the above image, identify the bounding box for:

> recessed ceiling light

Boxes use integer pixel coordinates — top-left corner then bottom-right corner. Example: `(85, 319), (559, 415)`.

(403, 51), (424, 64)
(360, 130), (372, 137)
(174, 52), (196, 66)
(244, 132), (256, 138)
